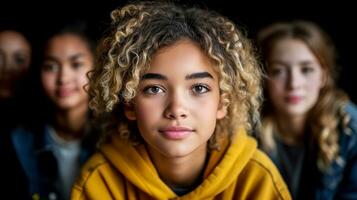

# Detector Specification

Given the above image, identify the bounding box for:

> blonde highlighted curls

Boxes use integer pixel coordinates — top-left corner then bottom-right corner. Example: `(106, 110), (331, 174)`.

(89, 1), (262, 147)
(257, 20), (349, 170)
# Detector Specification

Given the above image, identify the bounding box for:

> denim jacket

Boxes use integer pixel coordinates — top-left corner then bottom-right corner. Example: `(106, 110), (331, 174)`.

(11, 124), (95, 200)
(315, 102), (357, 200)
(259, 102), (357, 200)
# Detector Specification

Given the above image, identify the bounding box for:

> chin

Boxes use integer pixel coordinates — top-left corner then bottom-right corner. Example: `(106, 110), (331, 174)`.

(160, 145), (194, 158)
(56, 99), (81, 110)
(284, 109), (309, 117)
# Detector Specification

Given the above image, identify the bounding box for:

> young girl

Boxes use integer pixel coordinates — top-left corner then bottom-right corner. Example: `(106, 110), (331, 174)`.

(72, 2), (291, 199)
(0, 30), (31, 99)
(256, 20), (357, 200)
(11, 23), (97, 200)
(0, 29), (32, 200)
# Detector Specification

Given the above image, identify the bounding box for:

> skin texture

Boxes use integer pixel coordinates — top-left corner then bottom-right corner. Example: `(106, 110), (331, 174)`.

(0, 31), (31, 98)
(41, 34), (93, 111)
(41, 33), (93, 140)
(125, 39), (227, 187)
(267, 38), (324, 142)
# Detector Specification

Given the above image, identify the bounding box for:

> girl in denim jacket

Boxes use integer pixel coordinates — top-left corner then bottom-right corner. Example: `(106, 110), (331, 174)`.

(11, 22), (97, 200)
(256, 20), (357, 200)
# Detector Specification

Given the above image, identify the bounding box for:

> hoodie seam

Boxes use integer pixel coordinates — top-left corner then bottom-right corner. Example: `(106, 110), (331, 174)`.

(74, 159), (108, 190)
(249, 158), (289, 199)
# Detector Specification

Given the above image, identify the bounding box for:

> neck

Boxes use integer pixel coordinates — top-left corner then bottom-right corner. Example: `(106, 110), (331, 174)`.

(53, 103), (88, 141)
(148, 144), (207, 189)
(274, 113), (306, 145)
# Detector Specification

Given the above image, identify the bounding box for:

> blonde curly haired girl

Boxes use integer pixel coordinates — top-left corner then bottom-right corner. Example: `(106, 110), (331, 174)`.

(72, 2), (291, 199)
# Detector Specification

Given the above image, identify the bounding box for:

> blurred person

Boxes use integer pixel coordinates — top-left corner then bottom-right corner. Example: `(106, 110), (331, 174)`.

(0, 29), (32, 132)
(0, 29), (32, 199)
(0, 30), (31, 99)
(256, 20), (357, 200)
(10, 22), (97, 200)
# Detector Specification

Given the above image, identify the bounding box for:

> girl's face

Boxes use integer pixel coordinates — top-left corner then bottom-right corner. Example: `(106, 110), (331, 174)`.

(41, 34), (93, 110)
(125, 39), (227, 158)
(0, 31), (31, 98)
(266, 38), (324, 118)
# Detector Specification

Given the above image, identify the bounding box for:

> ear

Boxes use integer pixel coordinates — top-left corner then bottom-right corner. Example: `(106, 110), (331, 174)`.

(216, 93), (228, 120)
(124, 103), (137, 121)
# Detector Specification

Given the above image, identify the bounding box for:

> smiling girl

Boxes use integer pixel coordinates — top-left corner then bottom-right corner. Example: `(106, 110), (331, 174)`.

(11, 22), (97, 200)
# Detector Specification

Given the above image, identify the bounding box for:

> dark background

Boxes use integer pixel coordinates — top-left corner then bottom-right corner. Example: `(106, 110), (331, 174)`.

(1, 0), (356, 103)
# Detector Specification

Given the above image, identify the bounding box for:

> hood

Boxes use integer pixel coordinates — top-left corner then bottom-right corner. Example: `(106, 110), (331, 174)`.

(100, 128), (257, 199)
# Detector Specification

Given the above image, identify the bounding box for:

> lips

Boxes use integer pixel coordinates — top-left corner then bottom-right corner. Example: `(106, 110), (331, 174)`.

(286, 95), (303, 104)
(57, 88), (77, 97)
(159, 126), (194, 140)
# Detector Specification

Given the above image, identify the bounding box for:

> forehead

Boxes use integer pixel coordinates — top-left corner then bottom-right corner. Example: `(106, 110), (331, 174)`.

(269, 38), (318, 64)
(0, 31), (30, 52)
(148, 39), (218, 77)
(45, 34), (90, 57)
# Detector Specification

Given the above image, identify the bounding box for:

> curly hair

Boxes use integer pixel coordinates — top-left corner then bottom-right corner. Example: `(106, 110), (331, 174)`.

(257, 20), (349, 170)
(89, 1), (262, 149)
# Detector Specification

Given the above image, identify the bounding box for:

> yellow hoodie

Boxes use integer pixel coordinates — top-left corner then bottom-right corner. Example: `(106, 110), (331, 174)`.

(72, 129), (291, 200)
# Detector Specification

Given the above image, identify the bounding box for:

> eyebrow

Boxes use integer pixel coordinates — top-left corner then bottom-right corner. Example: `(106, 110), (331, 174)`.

(69, 53), (85, 61)
(185, 72), (214, 80)
(300, 60), (316, 66)
(44, 53), (85, 62)
(141, 73), (167, 80)
(269, 60), (287, 65)
(270, 60), (316, 66)
(141, 72), (214, 81)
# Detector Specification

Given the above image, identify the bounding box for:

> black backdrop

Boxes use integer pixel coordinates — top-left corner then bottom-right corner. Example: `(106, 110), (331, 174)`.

(1, 0), (356, 103)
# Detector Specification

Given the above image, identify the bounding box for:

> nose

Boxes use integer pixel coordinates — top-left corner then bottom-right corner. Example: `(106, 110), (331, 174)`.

(56, 65), (71, 85)
(287, 68), (302, 90)
(164, 91), (188, 120)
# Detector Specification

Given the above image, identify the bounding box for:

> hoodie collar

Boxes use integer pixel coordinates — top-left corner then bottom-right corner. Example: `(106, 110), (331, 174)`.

(100, 128), (257, 199)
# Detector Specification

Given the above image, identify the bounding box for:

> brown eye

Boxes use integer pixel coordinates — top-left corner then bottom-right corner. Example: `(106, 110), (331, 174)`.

(72, 62), (83, 69)
(14, 54), (26, 66)
(143, 86), (165, 95)
(301, 66), (314, 74)
(268, 65), (286, 78)
(270, 68), (282, 76)
(42, 62), (59, 72)
(192, 84), (209, 94)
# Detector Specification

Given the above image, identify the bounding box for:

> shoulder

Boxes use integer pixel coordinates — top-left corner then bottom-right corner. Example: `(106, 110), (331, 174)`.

(72, 152), (125, 200)
(345, 102), (357, 133)
(339, 102), (357, 144)
(11, 126), (34, 140)
(73, 153), (110, 188)
(249, 150), (288, 191)
(239, 149), (291, 200)
(338, 101), (357, 157)
(11, 126), (37, 152)
(11, 124), (47, 143)
(10, 125), (49, 151)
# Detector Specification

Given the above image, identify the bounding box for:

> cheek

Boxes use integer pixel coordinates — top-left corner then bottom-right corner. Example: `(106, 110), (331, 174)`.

(77, 71), (90, 88)
(267, 80), (284, 98)
(307, 82), (322, 101)
(41, 73), (56, 95)
(135, 97), (164, 124)
(196, 100), (219, 136)
(194, 96), (220, 120)
(307, 74), (323, 94)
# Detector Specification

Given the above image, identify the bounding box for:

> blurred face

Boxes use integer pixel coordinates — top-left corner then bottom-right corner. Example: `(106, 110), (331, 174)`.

(0, 31), (31, 98)
(125, 39), (227, 159)
(266, 38), (324, 118)
(41, 34), (93, 110)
